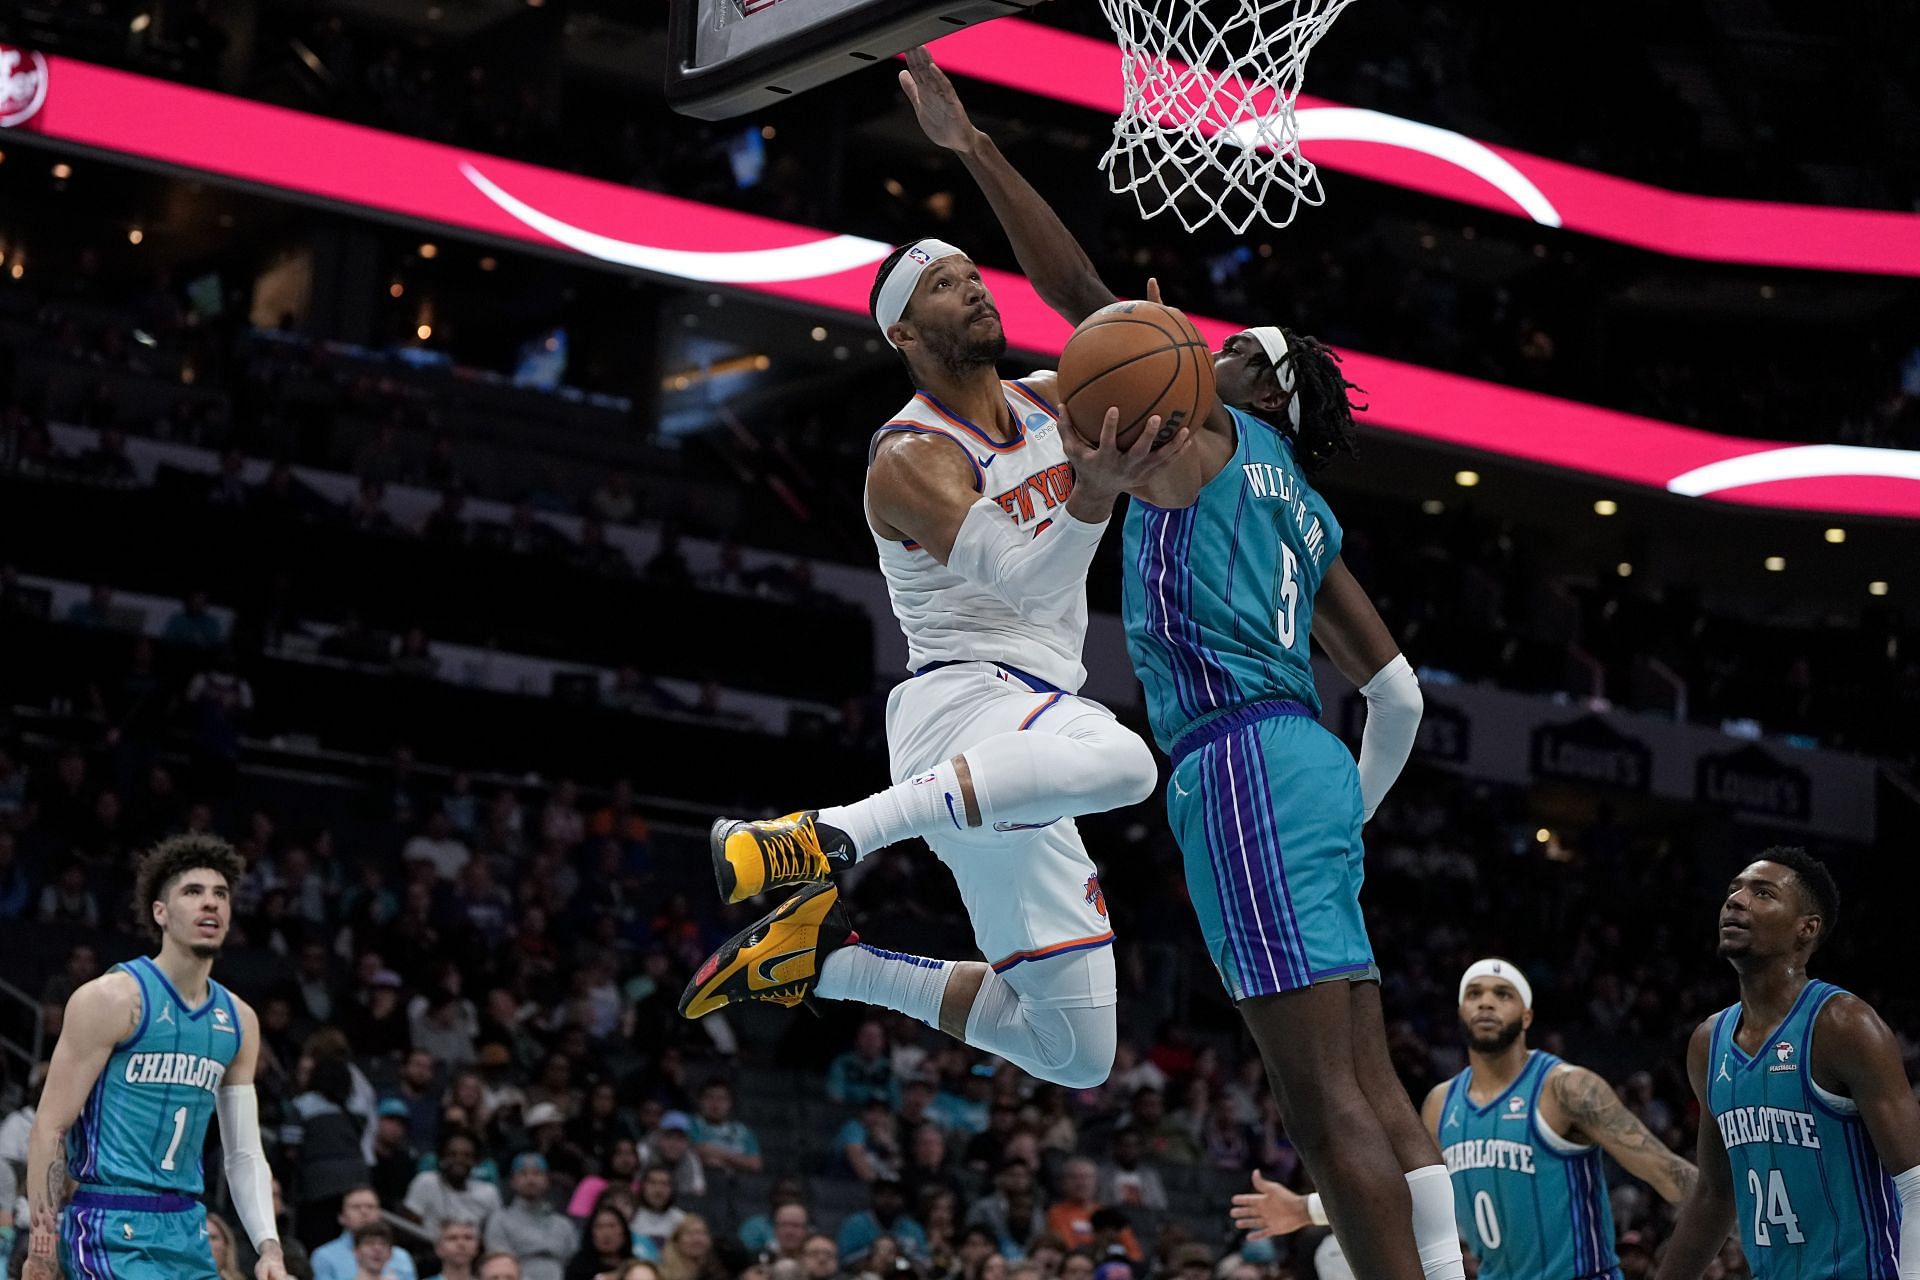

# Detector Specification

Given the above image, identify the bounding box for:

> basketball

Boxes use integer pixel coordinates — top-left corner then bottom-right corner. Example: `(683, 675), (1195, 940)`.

(1058, 300), (1218, 449)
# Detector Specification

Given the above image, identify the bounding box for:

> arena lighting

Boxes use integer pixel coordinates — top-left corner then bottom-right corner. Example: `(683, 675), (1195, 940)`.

(1616, 562), (1632, 577)
(50, 162), (71, 179)
(389, 282), (404, 298)
(1592, 499), (1617, 516)
(127, 227), (143, 244)
(927, 23), (1920, 278)
(1764, 556), (1787, 572)
(418, 242), (439, 259)
(1420, 499), (1444, 515)
(1824, 527), (1846, 543)
(1453, 470), (1480, 488)
(661, 353), (774, 388)
(416, 323), (432, 340)
(13, 54), (1920, 518)
(1868, 581), (1889, 596)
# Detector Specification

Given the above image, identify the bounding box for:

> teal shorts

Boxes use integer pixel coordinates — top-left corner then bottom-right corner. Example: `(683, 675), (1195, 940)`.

(62, 1190), (217, 1280)
(1165, 702), (1376, 1001)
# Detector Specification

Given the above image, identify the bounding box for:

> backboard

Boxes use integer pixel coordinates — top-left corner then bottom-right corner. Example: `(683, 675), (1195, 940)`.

(666, 0), (1044, 120)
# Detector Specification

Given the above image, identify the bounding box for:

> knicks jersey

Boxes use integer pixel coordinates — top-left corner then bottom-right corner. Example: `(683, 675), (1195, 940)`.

(869, 380), (1085, 692)
(1121, 407), (1342, 752)
(1707, 980), (1902, 1280)
(1440, 1051), (1618, 1280)
(68, 957), (242, 1195)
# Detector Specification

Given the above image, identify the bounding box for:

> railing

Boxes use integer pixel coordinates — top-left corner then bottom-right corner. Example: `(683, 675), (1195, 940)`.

(0, 976), (47, 1076)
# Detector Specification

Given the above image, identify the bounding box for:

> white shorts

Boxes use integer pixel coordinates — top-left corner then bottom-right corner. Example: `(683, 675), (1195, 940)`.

(886, 662), (1118, 1010)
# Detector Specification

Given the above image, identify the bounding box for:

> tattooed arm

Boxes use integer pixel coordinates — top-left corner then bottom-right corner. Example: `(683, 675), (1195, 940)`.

(1545, 1063), (1698, 1204)
(25, 974), (140, 1279)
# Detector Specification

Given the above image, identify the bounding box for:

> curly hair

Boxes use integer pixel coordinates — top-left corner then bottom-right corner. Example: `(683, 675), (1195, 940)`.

(133, 834), (244, 938)
(1272, 328), (1366, 475)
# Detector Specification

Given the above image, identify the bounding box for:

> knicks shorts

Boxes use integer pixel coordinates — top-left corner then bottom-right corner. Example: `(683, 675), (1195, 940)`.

(886, 661), (1117, 1009)
(62, 1189), (218, 1280)
(1164, 701), (1376, 1002)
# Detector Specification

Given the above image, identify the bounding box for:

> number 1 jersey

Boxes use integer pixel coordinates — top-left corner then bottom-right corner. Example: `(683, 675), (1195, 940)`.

(1707, 980), (1902, 1280)
(67, 956), (242, 1195)
(1122, 407), (1342, 753)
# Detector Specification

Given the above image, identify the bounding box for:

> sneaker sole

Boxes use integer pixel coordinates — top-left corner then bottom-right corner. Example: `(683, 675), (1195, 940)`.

(679, 881), (843, 1018)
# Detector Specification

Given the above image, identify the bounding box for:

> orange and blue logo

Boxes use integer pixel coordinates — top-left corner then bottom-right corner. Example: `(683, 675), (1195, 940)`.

(1084, 875), (1107, 919)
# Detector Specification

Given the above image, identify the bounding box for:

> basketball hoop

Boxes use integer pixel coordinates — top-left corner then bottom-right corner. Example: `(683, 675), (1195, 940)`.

(1096, 0), (1359, 233)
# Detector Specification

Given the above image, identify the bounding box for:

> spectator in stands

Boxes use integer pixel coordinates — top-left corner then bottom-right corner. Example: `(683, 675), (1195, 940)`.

(799, 1234), (842, 1280)
(659, 1215), (726, 1280)
(954, 1227), (999, 1278)
(1046, 1160), (1140, 1262)
(689, 1079), (762, 1174)
(37, 860), (101, 928)
(836, 1097), (903, 1183)
(828, 1023), (895, 1105)
(631, 1165), (689, 1255)
(962, 1102), (1020, 1175)
(1086, 1211), (1134, 1268)
(405, 1127), (503, 1237)
(570, 1081), (637, 1167)
(837, 1176), (928, 1265)
(1096, 1132), (1166, 1213)
(162, 588), (225, 646)
(206, 1211), (248, 1280)
(590, 472), (638, 524)
(425, 487), (473, 546)
(742, 1196), (810, 1262)
(486, 1153), (578, 1280)
(349, 1222), (400, 1280)
(310, 1186), (418, 1280)
(896, 1073), (943, 1135)
(902, 1122), (963, 1208)
(411, 978), (480, 1067)
(541, 779), (586, 847)
(966, 1162), (1045, 1257)
(289, 1057), (376, 1244)
(434, 1219), (484, 1280)
(346, 967), (411, 1060)
(393, 628), (440, 679)
(478, 1255), (522, 1280)
(0, 830), (30, 919)
(569, 1134), (642, 1220)
(404, 809), (473, 882)
(394, 1047), (443, 1146)
(573, 517), (629, 577)
(1119, 1089), (1197, 1166)
(370, 1099), (419, 1208)
(931, 1065), (993, 1137)
(639, 1112), (707, 1197)
(569, 1203), (639, 1280)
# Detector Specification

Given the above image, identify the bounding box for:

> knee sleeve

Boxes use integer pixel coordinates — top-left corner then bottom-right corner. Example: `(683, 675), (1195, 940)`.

(962, 968), (1117, 1089)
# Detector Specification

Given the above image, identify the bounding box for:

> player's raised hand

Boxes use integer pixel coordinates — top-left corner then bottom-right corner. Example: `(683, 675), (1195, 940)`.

(1230, 1168), (1311, 1240)
(898, 47), (983, 154)
(1060, 406), (1195, 519)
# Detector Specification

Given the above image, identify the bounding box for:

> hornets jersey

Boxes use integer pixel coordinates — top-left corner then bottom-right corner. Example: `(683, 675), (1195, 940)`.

(1122, 407), (1342, 753)
(1707, 981), (1902, 1280)
(869, 378), (1085, 692)
(67, 956), (242, 1195)
(1440, 1051), (1620, 1280)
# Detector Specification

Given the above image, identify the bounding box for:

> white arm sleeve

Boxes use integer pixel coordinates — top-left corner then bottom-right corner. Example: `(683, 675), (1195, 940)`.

(216, 1085), (279, 1250)
(944, 496), (1107, 621)
(1357, 653), (1422, 821)
(1895, 1165), (1920, 1280)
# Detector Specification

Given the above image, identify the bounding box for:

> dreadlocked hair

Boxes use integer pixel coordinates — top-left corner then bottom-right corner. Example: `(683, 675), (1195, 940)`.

(134, 833), (244, 939)
(1279, 328), (1365, 475)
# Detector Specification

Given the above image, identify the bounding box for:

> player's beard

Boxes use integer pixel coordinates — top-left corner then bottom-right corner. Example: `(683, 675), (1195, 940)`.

(1463, 1013), (1525, 1054)
(922, 316), (1007, 375)
(188, 940), (221, 959)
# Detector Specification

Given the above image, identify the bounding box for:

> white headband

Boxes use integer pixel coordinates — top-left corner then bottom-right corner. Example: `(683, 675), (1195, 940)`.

(1459, 959), (1532, 1010)
(1246, 326), (1303, 430)
(875, 239), (966, 348)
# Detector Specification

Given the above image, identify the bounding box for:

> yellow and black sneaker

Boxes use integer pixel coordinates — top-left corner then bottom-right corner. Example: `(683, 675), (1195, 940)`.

(710, 810), (855, 904)
(678, 880), (856, 1019)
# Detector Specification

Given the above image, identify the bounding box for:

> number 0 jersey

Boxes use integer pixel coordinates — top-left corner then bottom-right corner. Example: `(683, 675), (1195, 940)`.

(1439, 1051), (1619, 1280)
(67, 957), (242, 1195)
(1707, 980), (1902, 1280)
(1122, 407), (1342, 753)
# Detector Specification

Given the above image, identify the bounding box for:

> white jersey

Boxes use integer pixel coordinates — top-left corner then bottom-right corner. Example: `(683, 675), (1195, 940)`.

(868, 378), (1087, 692)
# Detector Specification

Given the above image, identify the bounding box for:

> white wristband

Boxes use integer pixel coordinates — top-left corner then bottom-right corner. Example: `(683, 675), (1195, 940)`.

(1305, 1192), (1329, 1227)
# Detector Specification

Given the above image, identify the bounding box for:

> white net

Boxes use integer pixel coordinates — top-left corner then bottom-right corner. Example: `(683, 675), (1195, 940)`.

(1097, 0), (1360, 233)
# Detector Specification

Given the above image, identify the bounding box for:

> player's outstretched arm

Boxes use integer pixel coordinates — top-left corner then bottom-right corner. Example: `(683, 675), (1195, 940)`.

(1546, 1064), (1697, 1204)
(898, 47), (1118, 325)
(25, 975), (139, 1280)
(1312, 558), (1421, 819)
(217, 1001), (288, 1280)
(1815, 995), (1920, 1278)
(1653, 1021), (1737, 1280)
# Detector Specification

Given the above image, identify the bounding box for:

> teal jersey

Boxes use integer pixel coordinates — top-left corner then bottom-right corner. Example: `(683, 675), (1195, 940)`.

(67, 957), (242, 1195)
(1122, 408), (1342, 752)
(1707, 981), (1902, 1280)
(1440, 1051), (1619, 1280)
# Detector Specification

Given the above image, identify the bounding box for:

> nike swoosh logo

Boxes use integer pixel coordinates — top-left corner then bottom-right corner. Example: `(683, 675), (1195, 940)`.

(461, 163), (889, 283)
(754, 946), (814, 986)
(980, 454), (996, 469)
(944, 792), (963, 831)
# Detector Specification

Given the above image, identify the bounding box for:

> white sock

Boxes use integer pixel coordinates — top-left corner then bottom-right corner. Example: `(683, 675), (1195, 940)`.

(816, 943), (954, 1028)
(1405, 1165), (1466, 1280)
(818, 714), (1157, 857)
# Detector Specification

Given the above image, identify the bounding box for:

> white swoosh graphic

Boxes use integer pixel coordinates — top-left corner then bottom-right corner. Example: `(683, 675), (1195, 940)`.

(1667, 444), (1920, 497)
(461, 163), (891, 283)
(1222, 108), (1563, 228)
